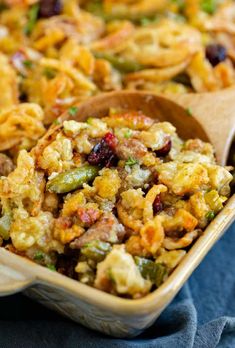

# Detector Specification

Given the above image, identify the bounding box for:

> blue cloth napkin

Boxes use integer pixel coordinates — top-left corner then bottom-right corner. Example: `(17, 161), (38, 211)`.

(1, 223), (235, 348)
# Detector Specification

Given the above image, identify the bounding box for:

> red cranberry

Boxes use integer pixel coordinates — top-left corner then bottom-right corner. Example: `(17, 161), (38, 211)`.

(87, 133), (118, 168)
(103, 132), (118, 149)
(155, 139), (172, 157)
(153, 194), (163, 215)
(206, 44), (227, 67)
(39, 0), (62, 18)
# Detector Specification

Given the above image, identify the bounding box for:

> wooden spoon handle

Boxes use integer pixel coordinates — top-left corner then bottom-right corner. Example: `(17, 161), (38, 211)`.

(171, 88), (235, 165)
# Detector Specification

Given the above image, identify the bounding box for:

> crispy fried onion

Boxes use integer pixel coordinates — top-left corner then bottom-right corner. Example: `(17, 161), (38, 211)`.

(0, 53), (18, 109)
(140, 216), (164, 254)
(125, 59), (191, 83)
(143, 184), (167, 223)
(162, 209), (199, 250)
(32, 14), (104, 51)
(117, 188), (145, 233)
(117, 185), (167, 234)
(5, 0), (37, 6)
(119, 20), (201, 67)
(60, 39), (95, 76)
(40, 57), (96, 91)
(117, 201), (143, 233)
(187, 51), (235, 92)
(91, 21), (135, 52)
(117, 185), (167, 233)
(0, 104), (45, 151)
(205, 3), (235, 35)
(163, 229), (199, 250)
(103, 0), (168, 18)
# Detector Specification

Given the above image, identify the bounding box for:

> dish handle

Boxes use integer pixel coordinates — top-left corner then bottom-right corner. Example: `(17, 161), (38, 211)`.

(0, 263), (34, 296)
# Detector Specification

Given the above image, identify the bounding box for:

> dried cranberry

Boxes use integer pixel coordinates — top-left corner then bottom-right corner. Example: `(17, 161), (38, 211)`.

(87, 133), (118, 168)
(153, 194), (163, 215)
(155, 139), (172, 157)
(205, 44), (227, 67)
(39, 0), (62, 18)
(103, 132), (118, 149)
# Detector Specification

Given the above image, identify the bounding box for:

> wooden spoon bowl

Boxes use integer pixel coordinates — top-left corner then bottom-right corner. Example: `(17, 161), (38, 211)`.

(74, 92), (210, 142)
(43, 89), (235, 166)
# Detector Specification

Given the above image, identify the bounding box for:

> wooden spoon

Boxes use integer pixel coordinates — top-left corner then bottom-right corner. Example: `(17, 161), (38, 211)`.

(58, 88), (234, 166)
(36, 88), (235, 166)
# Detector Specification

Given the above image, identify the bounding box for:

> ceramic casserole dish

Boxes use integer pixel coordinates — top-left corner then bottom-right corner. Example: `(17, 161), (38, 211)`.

(0, 92), (235, 338)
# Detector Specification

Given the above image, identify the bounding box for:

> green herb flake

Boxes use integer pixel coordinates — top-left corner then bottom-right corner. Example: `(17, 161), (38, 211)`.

(125, 157), (139, 166)
(186, 107), (193, 116)
(124, 129), (132, 139)
(86, 117), (94, 125)
(23, 60), (33, 69)
(107, 268), (115, 282)
(68, 106), (79, 116)
(47, 264), (56, 271)
(0, 213), (12, 240)
(140, 17), (153, 26)
(201, 0), (217, 14)
(53, 119), (60, 126)
(205, 211), (215, 221)
(43, 68), (56, 79)
(171, 0), (185, 11)
(109, 107), (119, 115)
(139, 15), (160, 26)
(34, 251), (45, 261)
(85, 0), (104, 17)
(24, 3), (39, 36)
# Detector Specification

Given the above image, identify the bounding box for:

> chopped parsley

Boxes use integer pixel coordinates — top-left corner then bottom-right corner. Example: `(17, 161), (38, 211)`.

(34, 251), (45, 261)
(68, 106), (79, 116)
(24, 3), (39, 36)
(43, 68), (56, 79)
(186, 107), (193, 116)
(86, 117), (94, 125)
(124, 129), (132, 139)
(107, 268), (115, 282)
(23, 60), (33, 68)
(53, 119), (60, 126)
(171, 0), (185, 11)
(139, 16), (160, 26)
(201, 0), (217, 14)
(47, 264), (56, 271)
(109, 107), (119, 115)
(206, 211), (215, 221)
(125, 157), (139, 166)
